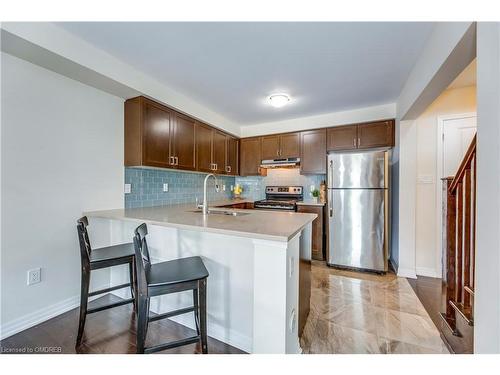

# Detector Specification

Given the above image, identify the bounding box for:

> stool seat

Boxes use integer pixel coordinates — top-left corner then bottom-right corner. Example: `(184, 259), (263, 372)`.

(147, 256), (209, 287)
(90, 243), (135, 264)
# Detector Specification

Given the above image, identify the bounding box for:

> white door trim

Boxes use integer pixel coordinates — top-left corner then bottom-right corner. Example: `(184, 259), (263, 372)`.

(436, 112), (477, 278)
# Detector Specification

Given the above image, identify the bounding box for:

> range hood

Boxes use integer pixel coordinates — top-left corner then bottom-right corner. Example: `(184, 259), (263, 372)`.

(260, 157), (300, 169)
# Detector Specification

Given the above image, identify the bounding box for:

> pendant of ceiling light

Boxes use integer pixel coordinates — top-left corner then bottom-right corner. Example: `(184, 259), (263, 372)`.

(268, 93), (290, 108)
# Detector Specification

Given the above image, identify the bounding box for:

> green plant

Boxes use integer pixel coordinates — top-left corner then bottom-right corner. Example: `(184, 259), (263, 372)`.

(312, 189), (320, 198)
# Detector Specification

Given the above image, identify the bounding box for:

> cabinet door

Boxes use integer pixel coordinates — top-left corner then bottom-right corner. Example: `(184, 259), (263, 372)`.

(357, 120), (394, 149)
(226, 136), (238, 175)
(327, 125), (357, 151)
(213, 130), (227, 174)
(240, 137), (262, 176)
(300, 129), (326, 174)
(172, 113), (196, 170)
(143, 101), (172, 168)
(261, 135), (280, 160)
(280, 132), (300, 158)
(196, 122), (213, 173)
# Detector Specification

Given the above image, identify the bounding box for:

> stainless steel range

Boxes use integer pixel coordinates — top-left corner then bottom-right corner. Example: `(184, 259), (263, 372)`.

(254, 186), (303, 211)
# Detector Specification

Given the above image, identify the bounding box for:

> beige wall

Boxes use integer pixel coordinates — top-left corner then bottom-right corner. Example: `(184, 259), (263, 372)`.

(414, 85), (476, 277)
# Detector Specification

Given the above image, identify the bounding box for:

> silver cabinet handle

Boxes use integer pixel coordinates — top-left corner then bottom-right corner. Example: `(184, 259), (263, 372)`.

(175, 156), (179, 165)
(357, 137), (361, 147)
(169, 156), (175, 165)
(226, 166), (231, 173)
(353, 138), (356, 148)
(276, 150), (280, 157)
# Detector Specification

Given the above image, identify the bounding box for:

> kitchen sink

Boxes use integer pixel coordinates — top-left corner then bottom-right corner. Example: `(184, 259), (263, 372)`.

(189, 209), (250, 217)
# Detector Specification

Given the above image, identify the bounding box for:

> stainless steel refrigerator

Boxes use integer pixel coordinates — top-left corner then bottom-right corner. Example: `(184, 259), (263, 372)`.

(327, 150), (389, 272)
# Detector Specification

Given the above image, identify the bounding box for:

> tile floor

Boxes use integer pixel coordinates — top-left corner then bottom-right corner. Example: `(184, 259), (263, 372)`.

(300, 262), (450, 354)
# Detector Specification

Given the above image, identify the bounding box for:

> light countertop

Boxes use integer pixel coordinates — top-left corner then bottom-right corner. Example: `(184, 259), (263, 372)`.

(85, 200), (316, 242)
(296, 200), (326, 207)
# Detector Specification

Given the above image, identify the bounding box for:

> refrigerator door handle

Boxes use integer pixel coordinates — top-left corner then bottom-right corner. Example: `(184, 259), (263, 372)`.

(329, 189), (333, 217)
(328, 159), (333, 187)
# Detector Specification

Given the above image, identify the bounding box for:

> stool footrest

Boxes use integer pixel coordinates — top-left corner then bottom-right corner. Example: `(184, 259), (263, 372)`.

(87, 297), (134, 314)
(148, 306), (195, 322)
(144, 335), (200, 354)
(89, 282), (131, 297)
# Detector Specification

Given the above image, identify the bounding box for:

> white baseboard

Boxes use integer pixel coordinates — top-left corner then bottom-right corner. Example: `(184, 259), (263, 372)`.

(168, 313), (252, 353)
(416, 267), (441, 278)
(0, 284), (109, 341)
(110, 288), (252, 353)
(397, 267), (417, 279)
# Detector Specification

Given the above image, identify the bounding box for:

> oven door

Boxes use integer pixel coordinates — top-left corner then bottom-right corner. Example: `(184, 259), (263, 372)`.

(254, 204), (296, 211)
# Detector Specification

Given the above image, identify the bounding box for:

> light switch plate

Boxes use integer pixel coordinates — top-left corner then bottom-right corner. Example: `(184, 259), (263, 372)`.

(124, 184), (131, 194)
(163, 183), (169, 192)
(417, 175), (434, 184)
(222, 185), (226, 191)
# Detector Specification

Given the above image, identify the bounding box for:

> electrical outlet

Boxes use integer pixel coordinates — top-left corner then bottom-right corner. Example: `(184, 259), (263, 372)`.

(124, 183), (131, 194)
(27, 268), (41, 285)
(222, 184), (226, 191)
(163, 183), (169, 192)
(230, 185), (234, 191)
(310, 185), (315, 192)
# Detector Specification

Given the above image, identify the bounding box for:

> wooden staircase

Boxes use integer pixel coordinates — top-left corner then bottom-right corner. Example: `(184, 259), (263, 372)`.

(440, 134), (476, 353)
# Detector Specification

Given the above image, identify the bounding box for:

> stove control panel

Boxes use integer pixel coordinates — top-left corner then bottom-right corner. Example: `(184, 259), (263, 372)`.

(265, 186), (303, 195)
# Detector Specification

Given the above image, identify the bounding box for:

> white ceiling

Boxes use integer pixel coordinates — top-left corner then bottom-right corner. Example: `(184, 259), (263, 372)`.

(57, 22), (435, 125)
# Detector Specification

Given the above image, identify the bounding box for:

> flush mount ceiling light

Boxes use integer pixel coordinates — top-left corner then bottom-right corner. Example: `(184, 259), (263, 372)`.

(268, 93), (290, 108)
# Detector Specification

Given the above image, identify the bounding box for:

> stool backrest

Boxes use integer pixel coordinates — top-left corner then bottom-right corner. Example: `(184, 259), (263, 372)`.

(133, 223), (151, 291)
(77, 216), (91, 267)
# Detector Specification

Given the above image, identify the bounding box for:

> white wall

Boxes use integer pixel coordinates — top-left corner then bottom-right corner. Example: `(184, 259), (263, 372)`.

(240, 103), (396, 137)
(0, 52), (123, 339)
(475, 22), (500, 354)
(414, 86), (476, 277)
(395, 22), (476, 281)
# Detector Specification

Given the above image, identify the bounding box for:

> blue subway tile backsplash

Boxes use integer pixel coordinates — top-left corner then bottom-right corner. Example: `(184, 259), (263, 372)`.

(235, 168), (326, 201)
(125, 167), (236, 209)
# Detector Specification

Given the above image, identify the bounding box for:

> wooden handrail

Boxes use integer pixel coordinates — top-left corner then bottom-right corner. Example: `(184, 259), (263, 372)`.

(449, 134), (477, 193)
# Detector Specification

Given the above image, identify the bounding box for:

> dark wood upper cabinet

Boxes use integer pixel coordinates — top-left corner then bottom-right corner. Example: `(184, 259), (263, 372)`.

(212, 130), (227, 174)
(261, 133), (300, 159)
(357, 120), (394, 149)
(300, 129), (326, 174)
(125, 97), (173, 168)
(280, 133), (300, 158)
(240, 137), (262, 176)
(261, 135), (280, 160)
(327, 120), (395, 151)
(226, 136), (239, 175)
(172, 113), (196, 170)
(195, 122), (214, 173)
(327, 125), (357, 151)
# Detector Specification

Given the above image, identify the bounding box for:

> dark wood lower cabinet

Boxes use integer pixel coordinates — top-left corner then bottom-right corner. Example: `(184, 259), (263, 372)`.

(297, 204), (325, 261)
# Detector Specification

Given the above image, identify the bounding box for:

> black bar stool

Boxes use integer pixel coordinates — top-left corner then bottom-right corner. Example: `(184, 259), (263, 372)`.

(76, 216), (138, 346)
(133, 223), (209, 354)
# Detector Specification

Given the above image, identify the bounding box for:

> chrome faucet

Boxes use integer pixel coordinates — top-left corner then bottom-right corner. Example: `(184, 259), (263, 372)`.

(199, 174), (219, 215)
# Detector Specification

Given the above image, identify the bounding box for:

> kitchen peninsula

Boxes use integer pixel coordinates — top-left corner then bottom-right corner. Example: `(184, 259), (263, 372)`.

(85, 202), (316, 354)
